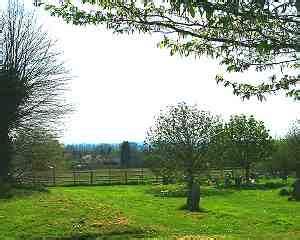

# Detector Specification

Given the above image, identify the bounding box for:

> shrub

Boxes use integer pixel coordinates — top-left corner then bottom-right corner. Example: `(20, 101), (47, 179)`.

(279, 188), (290, 196)
(13, 183), (49, 193)
(0, 182), (13, 199)
(147, 184), (187, 197)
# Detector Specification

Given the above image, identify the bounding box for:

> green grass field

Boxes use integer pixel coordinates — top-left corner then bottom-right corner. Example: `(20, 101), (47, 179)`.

(1, 181), (300, 240)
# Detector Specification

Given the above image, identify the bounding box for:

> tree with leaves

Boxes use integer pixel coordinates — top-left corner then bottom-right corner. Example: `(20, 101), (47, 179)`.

(120, 141), (130, 168)
(0, 1), (71, 184)
(207, 122), (232, 171)
(145, 102), (220, 211)
(144, 145), (177, 185)
(287, 120), (300, 167)
(225, 115), (272, 183)
(13, 128), (65, 174)
(269, 139), (293, 177)
(44, 0), (300, 100)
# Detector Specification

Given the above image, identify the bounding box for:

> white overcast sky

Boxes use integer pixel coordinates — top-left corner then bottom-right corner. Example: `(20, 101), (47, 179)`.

(3, 1), (300, 143)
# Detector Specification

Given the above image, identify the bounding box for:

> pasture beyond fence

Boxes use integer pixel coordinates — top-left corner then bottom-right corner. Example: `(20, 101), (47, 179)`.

(17, 168), (163, 186)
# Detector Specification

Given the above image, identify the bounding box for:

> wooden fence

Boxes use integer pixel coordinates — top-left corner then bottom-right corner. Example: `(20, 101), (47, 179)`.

(16, 167), (266, 187)
(17, 168), (163, 186)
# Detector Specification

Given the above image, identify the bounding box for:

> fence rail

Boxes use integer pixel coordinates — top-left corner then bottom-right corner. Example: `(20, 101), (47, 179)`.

(16, 168), (163, 186)
(16, 167), (270, 187)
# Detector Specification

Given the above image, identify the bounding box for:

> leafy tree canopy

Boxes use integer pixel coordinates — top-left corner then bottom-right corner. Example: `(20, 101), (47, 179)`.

(225, 114), (272, 181)
(287, 119), (300, 164)
(44, 0), (300, 100)
(270, 138), (294, 174)
(13, 128), (65, 174)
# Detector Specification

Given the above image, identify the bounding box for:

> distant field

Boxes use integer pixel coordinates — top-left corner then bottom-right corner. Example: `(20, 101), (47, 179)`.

(1, 179), (300, 239)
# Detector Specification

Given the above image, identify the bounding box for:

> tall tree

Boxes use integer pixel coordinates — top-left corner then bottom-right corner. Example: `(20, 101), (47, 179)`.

(120, 141), (130, 168)
(45, 0), (300, 100)
(0, 0), (71, 184)
(145, 102), (220, 211)
(225, 115), (272, 183)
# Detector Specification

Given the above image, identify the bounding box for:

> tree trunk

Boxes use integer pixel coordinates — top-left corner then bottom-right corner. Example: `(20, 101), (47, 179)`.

(186, 175), (200, 212)
(162, 176), (169, 185)
(245, 164), (250, 184)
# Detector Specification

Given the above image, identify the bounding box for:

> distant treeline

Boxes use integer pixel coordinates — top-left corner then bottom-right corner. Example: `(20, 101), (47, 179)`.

(65, 143), (144, 151)
(64, 142), (145, 169)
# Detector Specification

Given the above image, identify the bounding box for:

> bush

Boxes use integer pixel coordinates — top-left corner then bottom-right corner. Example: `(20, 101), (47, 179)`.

(0, 182), (13, 199)
(146, 184), (187, 197)
(279, 188), (290, 196)
(264, 182), (286, 189)
(217, 181), (287, 190)
(13, 183), (49, 193)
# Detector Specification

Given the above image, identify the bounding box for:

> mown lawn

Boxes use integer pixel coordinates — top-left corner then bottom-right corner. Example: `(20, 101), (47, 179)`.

(0, 182), (300, 240)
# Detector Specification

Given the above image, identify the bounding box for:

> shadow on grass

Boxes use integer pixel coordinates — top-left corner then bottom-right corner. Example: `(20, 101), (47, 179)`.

(178, 204), (210, 213)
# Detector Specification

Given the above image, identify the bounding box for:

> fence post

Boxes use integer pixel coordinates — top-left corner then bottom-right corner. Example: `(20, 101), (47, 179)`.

(141, 168), (144, 184)
(52, 168), (56, 186)
(90, 171), (94, 185)
(124, 169), (128, 185)
(109, 168), (112, 185)
(73, 171), (76, 185)
(32, 174), (36, 185)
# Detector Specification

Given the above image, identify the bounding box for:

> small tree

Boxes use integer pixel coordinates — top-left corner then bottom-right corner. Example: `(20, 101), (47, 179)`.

(144, 145), (177, 185)
(13, 128), (65, 174)
(225, 115), (272, 183)
(145, 102), (220, 211)
(95, 144), (113, 166)
(207, 122), (233, 176)
(270, 139), (294, 177)
(120, 141), (130, 168)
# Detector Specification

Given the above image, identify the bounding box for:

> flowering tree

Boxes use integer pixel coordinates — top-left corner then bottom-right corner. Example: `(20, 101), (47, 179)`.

(145, 102), (220, 211)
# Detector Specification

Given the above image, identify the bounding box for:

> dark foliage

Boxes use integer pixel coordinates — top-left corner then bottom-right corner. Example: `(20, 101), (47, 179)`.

(279, 188), (291, 196)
